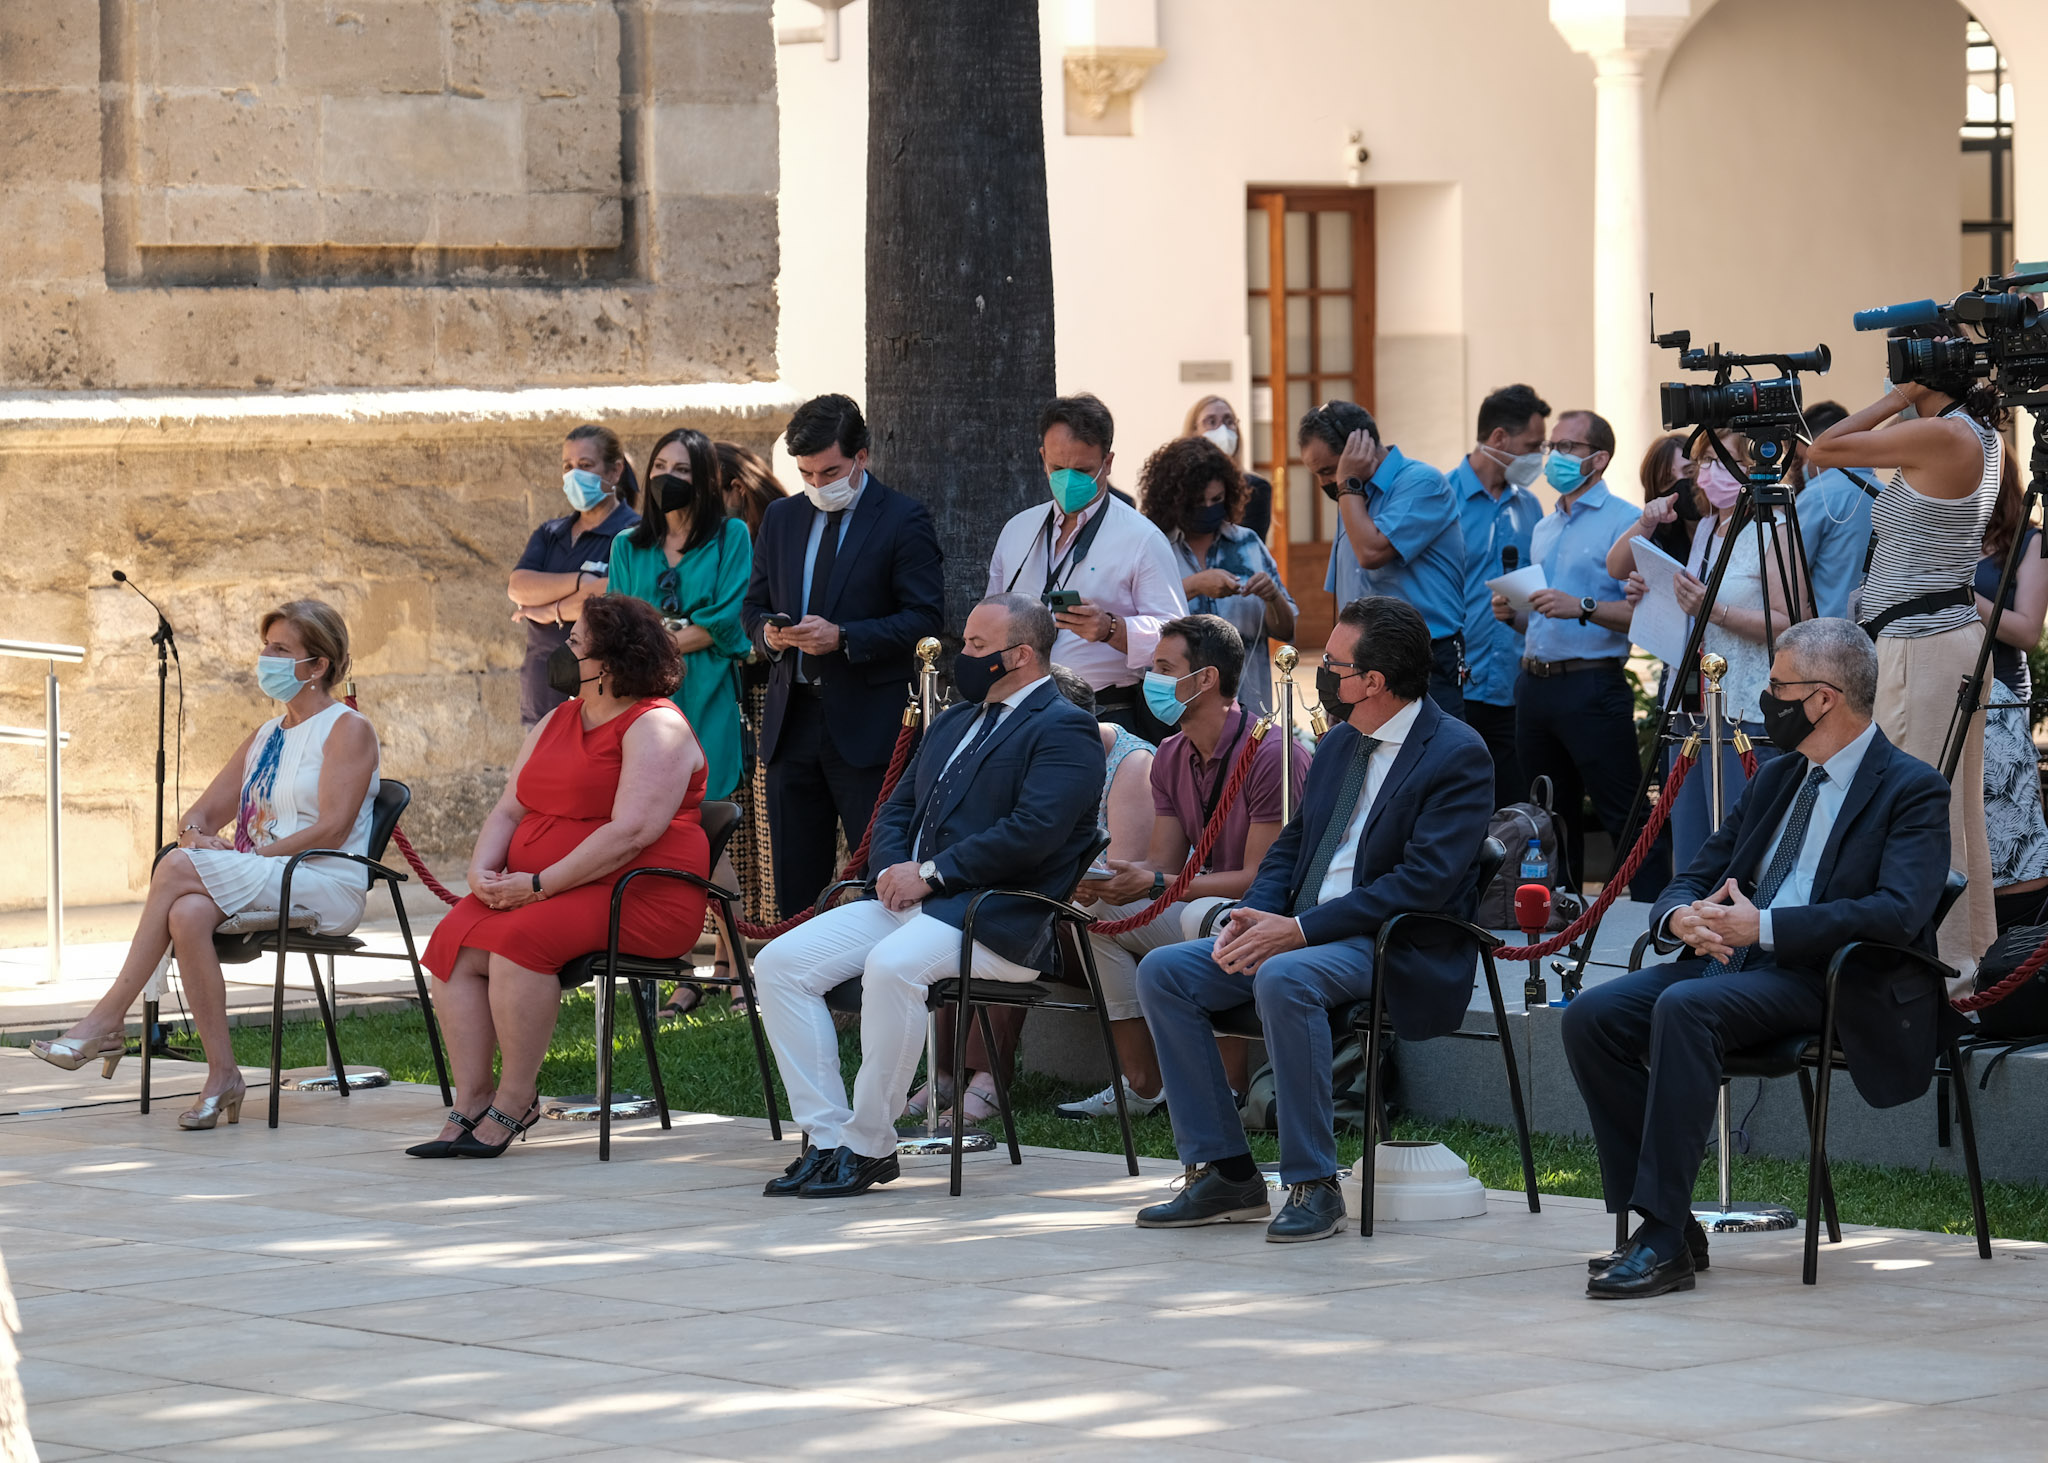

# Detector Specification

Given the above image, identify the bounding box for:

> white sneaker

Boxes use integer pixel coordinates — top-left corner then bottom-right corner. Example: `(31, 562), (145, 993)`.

(1055, 1079), (1165, 1121)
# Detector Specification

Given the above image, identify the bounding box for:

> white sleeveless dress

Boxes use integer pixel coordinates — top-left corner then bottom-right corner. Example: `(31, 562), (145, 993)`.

(185, 702), (381, 935)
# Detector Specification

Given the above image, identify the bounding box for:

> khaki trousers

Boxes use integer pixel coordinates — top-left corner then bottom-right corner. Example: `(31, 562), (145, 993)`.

(1876, 625), (1996, 968)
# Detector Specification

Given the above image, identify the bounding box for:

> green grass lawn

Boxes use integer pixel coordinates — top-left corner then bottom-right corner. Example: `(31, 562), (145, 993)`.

(225, 989), (2048, 1244)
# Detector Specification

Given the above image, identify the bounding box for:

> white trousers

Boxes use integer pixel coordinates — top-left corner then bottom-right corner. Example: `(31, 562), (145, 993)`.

(753, 900), (1039, 1158)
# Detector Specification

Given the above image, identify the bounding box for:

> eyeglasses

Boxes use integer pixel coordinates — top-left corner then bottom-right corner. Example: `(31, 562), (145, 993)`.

(1766, 678), (1841, 699)
(655, 566), (682, 617)
(1320, 655), (1363, 676)
(1546, 440), (1596, 456)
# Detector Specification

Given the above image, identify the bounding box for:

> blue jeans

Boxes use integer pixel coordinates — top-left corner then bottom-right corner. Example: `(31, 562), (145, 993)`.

(1137, 934), (1377, 1184)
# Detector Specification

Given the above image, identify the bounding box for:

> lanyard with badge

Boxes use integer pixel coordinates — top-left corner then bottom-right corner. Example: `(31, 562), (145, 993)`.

(1191, 710), (1250, 872)
(1006, 499), (1112, 597)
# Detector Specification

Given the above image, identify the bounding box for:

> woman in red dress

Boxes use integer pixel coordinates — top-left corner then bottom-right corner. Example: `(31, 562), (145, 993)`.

(411, 595), (710, 1157)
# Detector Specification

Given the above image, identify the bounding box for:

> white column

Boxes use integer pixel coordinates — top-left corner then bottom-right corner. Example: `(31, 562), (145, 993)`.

(1553, 1), (1690, 488)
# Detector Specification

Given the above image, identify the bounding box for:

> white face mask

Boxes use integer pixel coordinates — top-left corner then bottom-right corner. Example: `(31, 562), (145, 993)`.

(803, 467), (861, 513)
(1481, 444), (1545, 488)
(1202, 424), (1240, 457)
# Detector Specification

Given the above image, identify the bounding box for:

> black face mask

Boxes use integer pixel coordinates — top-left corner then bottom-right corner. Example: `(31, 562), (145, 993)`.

(1186, 501), (1229, 537)
(1315, 665), (1352, 718)
(1669, 480), (1702, 522)
(952, 645), (1019, 704)
(1756, 687), (1823, 752)
(653, 473), (693, 516)
(547, 643), (600, 698)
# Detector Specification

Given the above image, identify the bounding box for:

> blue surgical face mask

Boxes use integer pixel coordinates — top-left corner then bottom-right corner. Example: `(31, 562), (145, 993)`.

(563, 468), (608, 511)
(257, 654), (314, 701)
(1047, 466), (1102, 514)
(1543, 450), (1586, 493)
(1143, 669), (1202, 726)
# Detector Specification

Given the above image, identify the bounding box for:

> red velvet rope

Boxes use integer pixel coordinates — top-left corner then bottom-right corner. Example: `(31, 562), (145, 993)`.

(1952, 933), (2048, 1012)
(1088, 719), (1273, 937)
(1494, 751), (1697, 962)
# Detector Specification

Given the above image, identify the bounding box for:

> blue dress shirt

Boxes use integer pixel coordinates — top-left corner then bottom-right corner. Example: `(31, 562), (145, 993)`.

(1795, 468), (1877, 622)
(1452, 459), (1543, 705)
(1756, 722), (1878, 950)
(1523, 481), (1637, 662)
(795, 475), (865, 681)
(1324, 445), (1466, 640)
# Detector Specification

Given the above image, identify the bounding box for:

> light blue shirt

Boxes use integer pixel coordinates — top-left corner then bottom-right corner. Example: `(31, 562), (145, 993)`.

(1522, 480), (1638, 662)
(796, 475), (866, 681)
(1756, 722), (1878, 950)
(1323, 445), (1466, 640)
(1795, 468), (1878, 621)
(1452, 459), (1543, 705)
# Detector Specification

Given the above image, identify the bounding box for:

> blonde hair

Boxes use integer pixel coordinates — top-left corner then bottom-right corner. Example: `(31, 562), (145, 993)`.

(259, 600), (350, 690)
(1181, 395), (1245, 468)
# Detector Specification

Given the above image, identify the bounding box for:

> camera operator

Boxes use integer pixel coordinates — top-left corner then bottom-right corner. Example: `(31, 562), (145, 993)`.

(1793, 401), (1877, 621)
(1809, 362), (2003, 968)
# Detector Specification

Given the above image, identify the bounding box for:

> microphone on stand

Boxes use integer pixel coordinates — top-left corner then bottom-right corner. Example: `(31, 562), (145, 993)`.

(1514, 882), (1551, 1009)
(112, 570), (178, 659)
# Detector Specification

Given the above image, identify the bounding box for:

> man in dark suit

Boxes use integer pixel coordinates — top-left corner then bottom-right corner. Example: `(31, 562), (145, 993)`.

(742, 394), (945, 916)
(1563, 617), (1952, 1298)
(1134, 596), (1495, 1243)
(753, 593), (1105, 1198)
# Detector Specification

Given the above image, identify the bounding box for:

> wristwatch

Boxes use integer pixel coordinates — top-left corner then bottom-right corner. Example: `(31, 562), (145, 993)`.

(1340, 477), (1370, 499)
(530, 872), (546, 898)
(918, 860), (941, 889)
(1151, 870), (1168, 900)
(1576, 595), (1597, 626)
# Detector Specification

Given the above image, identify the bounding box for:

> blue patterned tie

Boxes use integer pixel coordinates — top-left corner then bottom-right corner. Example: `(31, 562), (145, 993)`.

(1292, 735), (1381, 915)
(913, 707), (1004, 860)
(1719, 764), (1828, 973)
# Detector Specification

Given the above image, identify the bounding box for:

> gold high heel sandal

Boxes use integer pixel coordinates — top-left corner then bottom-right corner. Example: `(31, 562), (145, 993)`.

(30, 1033), (126, 1080)
(179, 1083), (246, 1131)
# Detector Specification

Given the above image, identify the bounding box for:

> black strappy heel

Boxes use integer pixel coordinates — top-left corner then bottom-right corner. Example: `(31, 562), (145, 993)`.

(405, 1108), (480, 1159)
(448, 1100), (542, 1159)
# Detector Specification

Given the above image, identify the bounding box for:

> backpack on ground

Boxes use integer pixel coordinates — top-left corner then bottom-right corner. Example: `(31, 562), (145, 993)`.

(1477, 775), (1579, 932)
(1972, 923), (2048, 1039)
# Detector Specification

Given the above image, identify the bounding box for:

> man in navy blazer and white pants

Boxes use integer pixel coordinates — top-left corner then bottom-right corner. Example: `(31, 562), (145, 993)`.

(1136, 596), (1495, 1243)
(1564, 617), (1953, 1299)
(754, 594), (1106, 1199)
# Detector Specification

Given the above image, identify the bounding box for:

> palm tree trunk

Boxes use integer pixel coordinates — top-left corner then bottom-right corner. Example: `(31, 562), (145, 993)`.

(865, 0), (1057, 635)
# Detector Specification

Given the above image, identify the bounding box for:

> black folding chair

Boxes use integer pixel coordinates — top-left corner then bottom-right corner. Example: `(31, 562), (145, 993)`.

(141, 778), (453, 1127)
(820, 838), (1142, 1196)
(1717, 868), (1990, 1284)
(1209, 837), (1540, 1237)
(553, 801), (782, 1161)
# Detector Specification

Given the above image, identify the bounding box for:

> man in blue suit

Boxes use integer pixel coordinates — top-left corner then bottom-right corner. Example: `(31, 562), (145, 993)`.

(754, 593), (1105, 1198)
(1564, 618), (1952, 1298)
(742, 394), (945, 916)
(1135, 596), (1495, 1242)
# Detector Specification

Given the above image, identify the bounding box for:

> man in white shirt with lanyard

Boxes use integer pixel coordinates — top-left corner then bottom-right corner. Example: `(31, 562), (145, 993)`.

(986, 393), (1188, 742)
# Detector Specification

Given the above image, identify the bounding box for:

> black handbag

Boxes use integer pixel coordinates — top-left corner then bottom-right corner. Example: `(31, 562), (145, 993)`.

(1972, 923), (2048, 1038)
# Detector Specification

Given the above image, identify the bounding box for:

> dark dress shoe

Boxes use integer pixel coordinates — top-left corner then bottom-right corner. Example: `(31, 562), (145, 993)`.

(1267, 1176), (1347, 1243)
(1587, 1238), (1696, 1299)
(1589, 1218), (1710, 1275)
(1135, 1165), (1271, 1228)
(763, 1144), (836, 1197)
(800, 1146), (900, 1198)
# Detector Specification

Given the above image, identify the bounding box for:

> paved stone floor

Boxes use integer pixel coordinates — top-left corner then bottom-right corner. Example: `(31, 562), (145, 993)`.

(3, 1048), (2046, 1462)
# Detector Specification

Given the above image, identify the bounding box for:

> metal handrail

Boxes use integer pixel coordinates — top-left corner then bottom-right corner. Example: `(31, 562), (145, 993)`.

(0, 639), (84, 663)
(1, 639), (80, 983)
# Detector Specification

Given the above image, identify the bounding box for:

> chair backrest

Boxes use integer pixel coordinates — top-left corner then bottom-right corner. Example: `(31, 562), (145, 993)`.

(1473, 837), (1507, 898)
(367, 779), (411, 861)
(700, 800), (742, 868)
(1932, 868), (1968, 931)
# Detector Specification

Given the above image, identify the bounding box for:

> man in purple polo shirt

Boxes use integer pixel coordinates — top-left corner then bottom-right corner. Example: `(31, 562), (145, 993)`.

(1065, 614), (1311, 1118)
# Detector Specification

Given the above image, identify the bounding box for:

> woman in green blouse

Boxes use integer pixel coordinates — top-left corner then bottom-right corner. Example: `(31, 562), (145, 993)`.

(608, 427), (754, 1011)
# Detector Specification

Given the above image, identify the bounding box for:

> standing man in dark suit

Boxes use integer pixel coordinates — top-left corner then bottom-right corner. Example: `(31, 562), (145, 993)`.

(1133, 596), (1495, 1243)
(1563, 618), (1952, 1299)
(753, 593), (1105, 1199)
(743, 394), (945, 916)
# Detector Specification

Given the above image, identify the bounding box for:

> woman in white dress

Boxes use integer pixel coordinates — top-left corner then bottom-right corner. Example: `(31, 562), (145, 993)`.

(31, 601), (380, 1130)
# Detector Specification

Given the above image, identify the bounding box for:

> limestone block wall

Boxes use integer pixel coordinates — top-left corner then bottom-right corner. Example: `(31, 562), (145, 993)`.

(0, 385), (794, 911)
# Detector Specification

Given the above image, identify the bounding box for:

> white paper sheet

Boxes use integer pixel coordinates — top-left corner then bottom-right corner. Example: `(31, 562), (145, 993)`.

(1628, 535), (1692, 668)
(1484, 564), (1548, 614)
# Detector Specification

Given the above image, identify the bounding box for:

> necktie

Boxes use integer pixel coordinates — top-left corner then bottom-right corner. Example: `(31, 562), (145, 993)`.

(799, 509), (844, 682)
(1292, 735), (1381, 915)
(913, 706), (1006, 861)
(1719, 764), (1829, 973)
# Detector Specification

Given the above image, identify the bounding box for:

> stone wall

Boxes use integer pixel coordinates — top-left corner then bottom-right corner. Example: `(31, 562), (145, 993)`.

(0, 0), (788, 913)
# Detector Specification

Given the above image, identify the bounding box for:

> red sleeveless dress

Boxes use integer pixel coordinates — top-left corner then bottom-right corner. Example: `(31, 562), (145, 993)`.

(424, 698), (709, 978)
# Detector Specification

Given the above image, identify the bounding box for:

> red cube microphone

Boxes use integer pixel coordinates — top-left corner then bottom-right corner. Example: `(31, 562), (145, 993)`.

(1514, 883), (1552, 1008)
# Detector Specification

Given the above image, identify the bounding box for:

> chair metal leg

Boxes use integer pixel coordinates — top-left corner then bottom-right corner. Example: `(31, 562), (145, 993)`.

(1947, 1040), (1993, 1260)
(598, 974), (618, 1162)
(975, 1004), (1022, 1167)
(1794, 1068), (1840, 1243)
(268, 940), (288, 1128)
(950, 982), (974, 1197)
(723, 901), (783, 1141)
(1481, 953), (1539, 1213)
(140, 996), (156, 1115)
(1803, 1045), (1836, 1285)
(629, 980), (671, 1130)
(1360, 980), (1389, 1239)
(304, 950), (349, 1095)
(1075, 934), (1138, 1177)
(390, 885), (452, 1105)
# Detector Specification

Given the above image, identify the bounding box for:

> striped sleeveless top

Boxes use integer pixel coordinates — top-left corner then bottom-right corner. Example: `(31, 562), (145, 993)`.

(1860, 413), (2000, 638)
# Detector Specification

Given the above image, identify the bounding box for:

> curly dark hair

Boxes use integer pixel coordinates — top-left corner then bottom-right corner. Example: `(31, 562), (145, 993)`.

(1139, 435), (1246, 539)
(579, 594), (683, 700)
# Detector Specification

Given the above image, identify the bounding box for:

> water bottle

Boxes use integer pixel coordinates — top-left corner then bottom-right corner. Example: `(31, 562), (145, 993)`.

(1520, 837), (1548, 884)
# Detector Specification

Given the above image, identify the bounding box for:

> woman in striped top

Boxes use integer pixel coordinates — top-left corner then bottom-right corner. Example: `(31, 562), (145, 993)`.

(1809, 365), (2004, 968)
